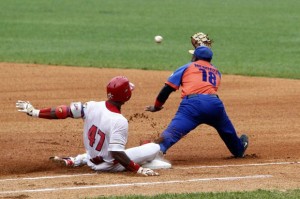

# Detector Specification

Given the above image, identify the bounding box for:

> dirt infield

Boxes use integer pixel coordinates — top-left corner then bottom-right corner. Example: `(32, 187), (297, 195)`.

(0, 63), (299, 198)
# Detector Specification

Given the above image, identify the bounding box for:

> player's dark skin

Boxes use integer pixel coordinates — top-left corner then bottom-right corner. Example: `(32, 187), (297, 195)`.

(111, 151), (131, 167)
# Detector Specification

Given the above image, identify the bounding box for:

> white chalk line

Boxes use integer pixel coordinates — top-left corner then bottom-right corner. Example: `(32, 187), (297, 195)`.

(0, 161), (298, 183)
(0, 173), (95, 182)
(175, 161), (300, 170)
(0, 175), (272, 194)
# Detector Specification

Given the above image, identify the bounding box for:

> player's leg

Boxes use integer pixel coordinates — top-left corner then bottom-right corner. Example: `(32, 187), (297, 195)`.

(158, 100), (201, 154)
(125, 143), (160, 165)
(210, 108), (248, 157)
(125, 143), (172, 169)
(73, 153), (88, 166)
(97, 143), (162, 172)
(90, 143), (170, 172)
(50, 153), (88, 167)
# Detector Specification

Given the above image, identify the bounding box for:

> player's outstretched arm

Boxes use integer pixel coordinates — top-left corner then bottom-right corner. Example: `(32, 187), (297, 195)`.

(111, 151), (159, 176)
(16, 100), (83, 119)
(145, 84), (175, 112)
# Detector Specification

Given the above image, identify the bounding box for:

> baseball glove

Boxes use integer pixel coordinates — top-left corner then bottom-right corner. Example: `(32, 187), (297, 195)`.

(189, 32), (213, 54)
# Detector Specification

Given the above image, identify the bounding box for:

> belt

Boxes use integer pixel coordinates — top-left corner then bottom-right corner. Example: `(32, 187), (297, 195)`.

(185, 94), (218, 99)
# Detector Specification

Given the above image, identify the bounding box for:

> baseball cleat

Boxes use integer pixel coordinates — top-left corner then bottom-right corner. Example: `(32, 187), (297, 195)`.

(49, 156), (75, 167)
(239, 134), (249, 157)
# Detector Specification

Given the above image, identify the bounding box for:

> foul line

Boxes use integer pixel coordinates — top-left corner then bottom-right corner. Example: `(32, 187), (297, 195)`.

(175, 161), (300, 170)
(0, 173), (95, 182)
(0, 175), (272, 194)
(0, 161), (298, 183)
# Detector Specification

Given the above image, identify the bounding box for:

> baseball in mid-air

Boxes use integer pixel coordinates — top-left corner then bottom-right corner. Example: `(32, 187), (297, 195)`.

(154, 35), (163, 43)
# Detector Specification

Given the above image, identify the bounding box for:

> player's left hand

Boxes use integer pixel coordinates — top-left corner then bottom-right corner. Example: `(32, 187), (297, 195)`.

(145, 105), (163, 112)
(16, 100), (36, 116)
(137, 167), (159, 176)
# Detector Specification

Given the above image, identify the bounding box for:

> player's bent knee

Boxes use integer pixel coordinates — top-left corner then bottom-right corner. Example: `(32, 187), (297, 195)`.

(142, 143), (160, 153)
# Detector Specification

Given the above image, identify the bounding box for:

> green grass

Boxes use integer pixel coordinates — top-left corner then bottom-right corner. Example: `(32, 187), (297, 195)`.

(90, 189), (300, 199)
(0, 0), (299, 79)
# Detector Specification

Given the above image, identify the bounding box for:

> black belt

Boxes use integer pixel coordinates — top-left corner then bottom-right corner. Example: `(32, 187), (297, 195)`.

(186, 94), (218, 99)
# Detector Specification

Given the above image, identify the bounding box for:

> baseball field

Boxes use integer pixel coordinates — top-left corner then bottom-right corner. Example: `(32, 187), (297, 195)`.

(0, 0), (299, 198)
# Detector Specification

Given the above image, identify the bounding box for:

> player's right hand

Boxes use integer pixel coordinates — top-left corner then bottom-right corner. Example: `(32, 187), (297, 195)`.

(137, 167), (159, 176)
(16, 100), (36, 116)
(145, 105), (163, 112)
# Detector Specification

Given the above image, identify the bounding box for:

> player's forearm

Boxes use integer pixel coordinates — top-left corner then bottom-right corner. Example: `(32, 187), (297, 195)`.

(155, 84), (175, 108)
(36, 105), (71, 119)
(16, 100), (83, 119)
(111, 151), (140, 172)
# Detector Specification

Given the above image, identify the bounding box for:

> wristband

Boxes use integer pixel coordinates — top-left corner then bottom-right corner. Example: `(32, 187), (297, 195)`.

(126, 161), (140, 172)
(154, 99), (164, 109)
(31, 109), (40, 117)
(38, 108), (54, 119)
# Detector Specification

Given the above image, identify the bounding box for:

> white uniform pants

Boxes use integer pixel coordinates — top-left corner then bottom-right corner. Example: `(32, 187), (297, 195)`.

(73, 143), (160, 172)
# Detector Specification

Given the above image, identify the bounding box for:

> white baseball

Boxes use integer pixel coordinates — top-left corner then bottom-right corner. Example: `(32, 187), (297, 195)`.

(154, 35), (163, 43)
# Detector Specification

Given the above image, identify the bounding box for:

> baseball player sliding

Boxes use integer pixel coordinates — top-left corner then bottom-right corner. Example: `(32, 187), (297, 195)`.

(146, 46), (249, 157)
(16, 76), (170, 176)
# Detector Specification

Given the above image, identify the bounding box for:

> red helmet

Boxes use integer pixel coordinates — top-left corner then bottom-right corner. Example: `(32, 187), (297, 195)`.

(107, 76), (134, 103)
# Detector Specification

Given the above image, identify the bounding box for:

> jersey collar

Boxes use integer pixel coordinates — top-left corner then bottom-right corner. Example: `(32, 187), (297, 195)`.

(105, 101), (121, 113)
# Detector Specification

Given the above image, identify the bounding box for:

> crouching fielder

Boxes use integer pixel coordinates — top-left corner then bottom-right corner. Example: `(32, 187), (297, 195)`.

(16, 76), (167, 176)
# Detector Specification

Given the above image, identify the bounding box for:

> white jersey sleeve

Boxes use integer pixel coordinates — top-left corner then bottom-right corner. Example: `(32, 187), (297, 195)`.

(108, 118), (128, 152)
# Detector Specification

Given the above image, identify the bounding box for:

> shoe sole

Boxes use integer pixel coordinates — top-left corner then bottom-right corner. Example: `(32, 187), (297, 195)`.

(49, 156), (67, 166)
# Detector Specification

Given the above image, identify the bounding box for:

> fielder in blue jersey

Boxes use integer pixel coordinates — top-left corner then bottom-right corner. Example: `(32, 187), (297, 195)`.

(146, 46), (248, 158)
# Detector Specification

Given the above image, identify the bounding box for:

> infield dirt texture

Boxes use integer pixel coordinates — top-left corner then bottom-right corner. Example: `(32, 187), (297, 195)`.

(0, 63), (299, 198)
